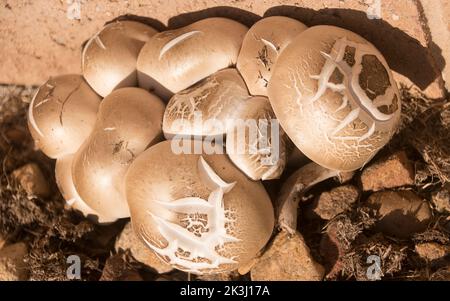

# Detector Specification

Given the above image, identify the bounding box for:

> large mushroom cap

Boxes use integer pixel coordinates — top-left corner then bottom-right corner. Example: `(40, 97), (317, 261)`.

(72, 87), (165, 220)
(163, 68), (249, 138)
(137, 17), (248, 99)
(55, 154), (117, 224)
(27, 74), (101, 159)
(125, 140), (274, 274)
(268, 25), (401, 171)
(226, 96), (287, 180)
(237, 16), (307, 96)
(82, 20), (158, 97)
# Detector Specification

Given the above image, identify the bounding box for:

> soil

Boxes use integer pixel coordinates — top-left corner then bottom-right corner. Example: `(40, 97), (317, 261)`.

(0, 82), (449, 281)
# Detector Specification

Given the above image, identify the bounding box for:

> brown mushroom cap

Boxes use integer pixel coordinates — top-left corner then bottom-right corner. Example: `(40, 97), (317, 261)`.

(55, 154), (116, 224)
(82, 20), (158, 97)
(268, 25), (401, 171)
(125, 140), (274, 274)
(27, 74), (101, 159)
(163, 68), (249, 138)
(72, 87), (165, 219)
(226, 96), (287, 180)
(137, 18), (248, 99)
(237, 16), (307, 96)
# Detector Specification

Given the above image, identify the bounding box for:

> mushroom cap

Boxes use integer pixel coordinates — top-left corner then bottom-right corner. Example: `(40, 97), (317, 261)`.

(27, 74), (101, 159)
(237, 16), (307, 96)
(137, 18), (248, 99)
(163, 68), (249, 138)
(268, 25), (401, 171)
(226, 96), (287, 180)
(125, 140), (274, 274)
(55, 155), (117, 224)
(82, 20), (158, 97)
(72, 87), (165, 220)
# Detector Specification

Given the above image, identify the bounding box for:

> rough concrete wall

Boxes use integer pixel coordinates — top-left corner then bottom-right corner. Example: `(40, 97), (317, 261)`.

(0, 0), (447, 98)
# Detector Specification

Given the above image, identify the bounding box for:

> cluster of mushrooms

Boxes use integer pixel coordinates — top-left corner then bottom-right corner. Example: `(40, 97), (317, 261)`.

(27, 16), (401, 275)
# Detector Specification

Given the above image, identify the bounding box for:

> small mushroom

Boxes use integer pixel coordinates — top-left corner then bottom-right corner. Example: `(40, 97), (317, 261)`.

(226, 96), (287, 180)
(27, 74), (101, 159)
(163, 68), (249, 138)
(237, 16), (307, 96)
(82, 20), (158, 97)
(268, 25), (401, 171)
(137, 18), (248, 99)
(72, 87), (165, 220)
(55, 154), (116, 224)
(125, 140), (274, 274)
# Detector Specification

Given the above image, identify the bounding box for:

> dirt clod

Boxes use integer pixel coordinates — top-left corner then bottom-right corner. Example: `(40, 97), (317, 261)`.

(251, 230), (325, 281)
(415, 242), (449, 261)
(11, 163), (50, 198)
(311, 185), (359, 220)
(431, 184), (450, 213)
(364, 191), (432, 238)
(100, 251), (143, 281)
(361, 151), (415, 191)
(0, 242), (29, 281)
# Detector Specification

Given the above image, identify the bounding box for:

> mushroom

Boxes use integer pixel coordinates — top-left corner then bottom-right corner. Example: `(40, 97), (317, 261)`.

(27, 74), (101, 159)
(267, 25), (401, 233)
(237, 16), (307, 96)
(72, 87), (165, 220)
(268, 25), (401, 172)
(163, 68), (249, 139)
(55, 154), (116, 224)
(82, 20), (158, 97)
(125, 140), (274, 274)
(137, 18), (248, 100)
(226, 96), (287, 180)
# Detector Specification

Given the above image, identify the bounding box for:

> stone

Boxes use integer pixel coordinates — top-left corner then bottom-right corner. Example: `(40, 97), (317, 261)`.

(365, 190), (432, 238)
(415, 242), (449, 261)
(0, 242), (29, 281)
(311, 185), (359, 220)
(251, 230), (324, 281)
(115, 222), (173, 274)
(361, 151), (415, 192)
(431, 184), (450, 213)
(100, 253), (143, 281)
(11, 163), (50, 198)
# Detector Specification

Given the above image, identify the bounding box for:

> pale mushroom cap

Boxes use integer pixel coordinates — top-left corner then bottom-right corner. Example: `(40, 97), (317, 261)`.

(72, 87), (165, 220)
(237, 16), (307, 96)
(226, 96), (287, 180)
(82, 20), (158, 97)
(137, 17), (248, 99)
(125, 140), (274, 274)
(268, 25), (401, 171)
(163, 68), (249, 138)
(55, 155), (117, 224)
(27, 74), (101, 159)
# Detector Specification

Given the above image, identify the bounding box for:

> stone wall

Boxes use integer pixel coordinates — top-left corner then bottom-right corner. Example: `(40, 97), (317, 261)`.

(0, 0), (448, 98)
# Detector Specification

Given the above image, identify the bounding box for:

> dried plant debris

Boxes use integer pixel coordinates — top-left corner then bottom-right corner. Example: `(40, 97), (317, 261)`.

(340, 234), (408, 280)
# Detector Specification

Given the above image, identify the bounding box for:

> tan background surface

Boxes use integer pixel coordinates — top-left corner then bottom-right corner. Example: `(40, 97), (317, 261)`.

(0, 0), (448, 98)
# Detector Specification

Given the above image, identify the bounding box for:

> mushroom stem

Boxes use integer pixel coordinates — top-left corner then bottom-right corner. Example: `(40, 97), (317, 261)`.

(276, 162), (353, 233)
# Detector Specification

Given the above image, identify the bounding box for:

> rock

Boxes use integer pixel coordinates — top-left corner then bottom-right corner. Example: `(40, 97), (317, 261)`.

(115, 222), (173, 274)
(196, 271), (241, 281)
(11, 163), (50, 198)
(251, 230), (324, 281)
(0, 234), (6, 250)
(311, 185), (359, 220)
(361, 151), (415, 192)
(0, 242), (29, 281)
(431, 184), (450, 213)
(365, 191), (432, 238)
(100, 253), (143, 281)
(415, 242), (449, 261)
